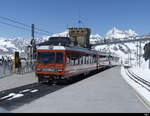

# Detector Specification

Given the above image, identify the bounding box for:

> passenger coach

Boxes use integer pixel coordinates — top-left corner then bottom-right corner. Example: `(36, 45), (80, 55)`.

(35, 45), (119, 83)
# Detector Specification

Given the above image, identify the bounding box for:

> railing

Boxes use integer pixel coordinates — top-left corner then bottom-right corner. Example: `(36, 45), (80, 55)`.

(91, 36), (150, 46)
(0, 60), (35, 78)
(0, 61), (13, 78)
(16, 61), (35, 75)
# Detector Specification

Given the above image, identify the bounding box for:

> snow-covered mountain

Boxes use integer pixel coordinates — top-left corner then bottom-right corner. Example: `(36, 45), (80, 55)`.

(90, 34), (103, 44)
(0, 38), (19, 54)
(38, 27), (139, 44)
(106, 27), (138, 39)
(93, 27), (144, 67)
(0, 27), (143, 65)
(51, 30), (69, 37)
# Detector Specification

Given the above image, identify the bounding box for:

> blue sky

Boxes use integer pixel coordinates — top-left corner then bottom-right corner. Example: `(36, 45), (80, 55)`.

(0, 0), (150, 38)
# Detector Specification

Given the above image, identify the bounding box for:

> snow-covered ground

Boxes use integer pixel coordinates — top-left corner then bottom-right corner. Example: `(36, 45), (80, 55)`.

(121, 60), (150, 109)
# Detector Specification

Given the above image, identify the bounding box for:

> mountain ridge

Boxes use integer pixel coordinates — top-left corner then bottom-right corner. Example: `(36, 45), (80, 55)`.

(0, 27), (139, 59)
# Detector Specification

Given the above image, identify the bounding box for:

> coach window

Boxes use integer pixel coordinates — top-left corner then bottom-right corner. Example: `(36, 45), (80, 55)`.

(81, 55), (83, 65)
(73, 55), (75, 65)
(79, 55), (81, 65)
(78, 55), (80, 65)
(92, 55), (95, 63)
(66, 54), (70, 64)
(71, 55), (75, 66)
(93, 55), (96, 63)
(90, 56), (92, 64)
(73, 54), (76, 65)
(86, 55), (88, 64)
(75, 54), (79, 65)
(86, 55), (89, 64)
(91, 55), (93, 64)
(89, 56), (91, 64)
(56, 52), (63, 64)
(84, 56), (86, 64)
(80, 56), (83, 64)
(84, 55), (86, 64)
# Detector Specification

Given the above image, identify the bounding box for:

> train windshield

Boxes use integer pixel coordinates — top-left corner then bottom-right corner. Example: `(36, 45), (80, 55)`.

(38, 52), (55, 64)
(38, 52), (63, 64)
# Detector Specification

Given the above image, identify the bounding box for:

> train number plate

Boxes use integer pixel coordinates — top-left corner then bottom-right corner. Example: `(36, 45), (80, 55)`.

(42, 68), (56, 72)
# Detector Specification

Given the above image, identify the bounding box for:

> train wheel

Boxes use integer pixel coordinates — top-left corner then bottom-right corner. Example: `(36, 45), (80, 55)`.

(61, 78), (72, 85)
(48, 80), (53, 85)
(84, 72), (88, 77)
(38, 76), (43, 84)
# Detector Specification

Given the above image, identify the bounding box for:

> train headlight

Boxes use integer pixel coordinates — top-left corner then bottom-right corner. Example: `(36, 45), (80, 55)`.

(57, 69), (63, 72)
(37, 68), (41, 71)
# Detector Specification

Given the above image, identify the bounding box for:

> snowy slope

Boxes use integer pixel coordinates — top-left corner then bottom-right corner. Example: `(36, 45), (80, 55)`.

(0, 27), (143, 64)
(106, 27), (138, 39)
(51, 30), (69, 37)
(0, 37), (43, 56)
(0, 38), (19, 54)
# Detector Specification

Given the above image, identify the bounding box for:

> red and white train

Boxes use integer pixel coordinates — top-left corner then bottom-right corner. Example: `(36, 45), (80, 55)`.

(35, 45), (119, 83)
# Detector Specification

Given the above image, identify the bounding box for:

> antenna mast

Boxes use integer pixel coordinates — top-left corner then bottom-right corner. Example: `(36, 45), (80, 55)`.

(78, 9), (82, 27)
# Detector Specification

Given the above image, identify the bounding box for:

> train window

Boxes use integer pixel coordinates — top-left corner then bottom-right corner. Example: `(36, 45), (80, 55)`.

(38, 52), (55, 64)
(90, 56), (92, 64)
(93, 55), (96, 63)
(77, 56), (80, 65)
(86, 55), (89, 64)
(70, 57), (74, 66)
(74, 54), (78, 65)
(84, 56), (86, 64)
(89, 56), (91, 64)
(67, 57), (69, 64)
(81, 56), (83, 64)
(66, 53), (71, 64)
(56, 52), (63, 64)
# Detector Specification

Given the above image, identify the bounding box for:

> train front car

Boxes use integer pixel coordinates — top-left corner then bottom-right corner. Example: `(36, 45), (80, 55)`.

(35, 45), (98, 84)
(35, 46), (65, 83)
(35, 45), (119, 84)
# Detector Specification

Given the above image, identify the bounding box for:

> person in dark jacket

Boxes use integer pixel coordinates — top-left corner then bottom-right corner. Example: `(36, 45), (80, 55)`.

(18, 58), (22, 74)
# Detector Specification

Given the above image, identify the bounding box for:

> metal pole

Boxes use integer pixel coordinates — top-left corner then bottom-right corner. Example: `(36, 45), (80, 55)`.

(139, 41), (141, 67)
(32, 24), (34, 40)
(31, 24), (35, 61)
(130, 51), (131, 66)
(137, 42), (139, 67)
(149, 59), (150, 69)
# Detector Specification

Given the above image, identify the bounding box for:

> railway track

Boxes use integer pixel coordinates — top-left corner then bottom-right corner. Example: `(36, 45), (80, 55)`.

(124, 67), (150, 110)
(125, 68), (150, 92)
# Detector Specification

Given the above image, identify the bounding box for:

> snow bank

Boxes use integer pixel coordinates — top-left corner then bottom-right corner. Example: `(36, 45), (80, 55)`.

(121, 66), (150, 110)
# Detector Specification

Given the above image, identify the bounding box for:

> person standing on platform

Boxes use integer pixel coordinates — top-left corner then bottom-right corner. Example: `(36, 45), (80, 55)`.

(18, 58), (22, 74)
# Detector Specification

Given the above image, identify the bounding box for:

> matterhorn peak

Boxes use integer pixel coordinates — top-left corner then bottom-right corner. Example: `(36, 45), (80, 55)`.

(107, 27), (122, 34)
(112, 27), (119, 31)
(106, 27), (138, 39)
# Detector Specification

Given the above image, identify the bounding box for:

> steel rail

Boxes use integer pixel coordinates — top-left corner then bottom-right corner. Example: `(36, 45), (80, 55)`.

(125, 68), (150, 91)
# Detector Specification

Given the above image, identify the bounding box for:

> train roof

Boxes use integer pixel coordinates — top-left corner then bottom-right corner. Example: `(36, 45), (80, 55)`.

(37, 45), (116, 56)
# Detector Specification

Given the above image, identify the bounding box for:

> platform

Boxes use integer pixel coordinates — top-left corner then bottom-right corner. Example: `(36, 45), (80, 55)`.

(0, 72), (37, 91)
(12, 66), (149, 113)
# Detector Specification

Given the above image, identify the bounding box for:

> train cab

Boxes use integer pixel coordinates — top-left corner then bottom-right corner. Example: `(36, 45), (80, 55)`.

(36, 46), (66, 83)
